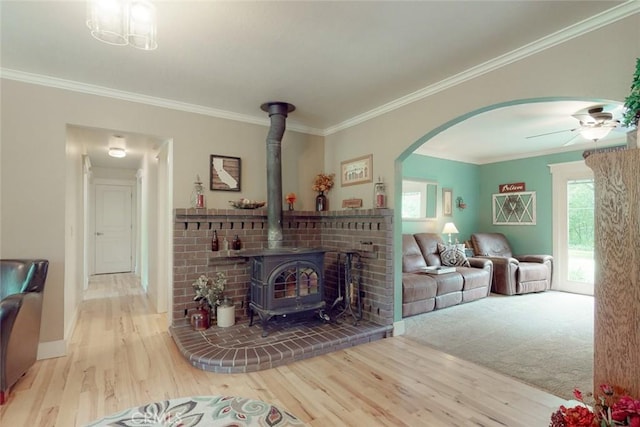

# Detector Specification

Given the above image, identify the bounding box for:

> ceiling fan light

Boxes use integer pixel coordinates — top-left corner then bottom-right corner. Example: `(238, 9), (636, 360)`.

(580, 126), (612, 141)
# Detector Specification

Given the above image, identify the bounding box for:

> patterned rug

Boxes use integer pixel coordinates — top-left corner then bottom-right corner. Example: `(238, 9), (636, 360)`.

(85, 395), (307, 427)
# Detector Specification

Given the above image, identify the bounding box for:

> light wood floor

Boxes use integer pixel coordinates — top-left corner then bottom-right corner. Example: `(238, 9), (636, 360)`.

(0, 273), (566, 426)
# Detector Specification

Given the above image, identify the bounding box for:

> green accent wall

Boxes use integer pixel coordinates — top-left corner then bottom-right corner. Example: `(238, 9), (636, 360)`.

(403, 149), (590, 254)
(402, 154), (480, 244)
(478, 151), (585, 255)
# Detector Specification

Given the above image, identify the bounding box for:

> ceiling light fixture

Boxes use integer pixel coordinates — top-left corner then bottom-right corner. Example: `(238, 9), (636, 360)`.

(87, 0), (157, 50)
(579, 125), (613, 142)
(108, 135), (127, 158)
(108, 147), (127, 158)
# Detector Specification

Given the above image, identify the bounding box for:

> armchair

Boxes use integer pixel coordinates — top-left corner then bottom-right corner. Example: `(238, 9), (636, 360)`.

(470, 233), (552, 295)
(0, 259), (49, 404)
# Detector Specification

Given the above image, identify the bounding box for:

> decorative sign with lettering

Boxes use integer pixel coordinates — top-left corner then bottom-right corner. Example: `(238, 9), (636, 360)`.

(499, 182), (526, 193)
(342, 198), (363, 209)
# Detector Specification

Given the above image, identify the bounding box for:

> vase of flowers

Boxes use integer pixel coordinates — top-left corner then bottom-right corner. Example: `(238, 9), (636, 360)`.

(285, 192), (297, 210)
(191, 272), (226, 329)
(312, 173), (335, 211)
(549, 384), (640, 427)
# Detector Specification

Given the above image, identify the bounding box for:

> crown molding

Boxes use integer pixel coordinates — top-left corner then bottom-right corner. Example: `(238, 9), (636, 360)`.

(2, 1), (638, 138)
(323, 1), (640, 136)
(0, 68), (324, 136)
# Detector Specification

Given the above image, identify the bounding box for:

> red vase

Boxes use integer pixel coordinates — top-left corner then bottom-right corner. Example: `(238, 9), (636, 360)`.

(191, 307), (210, 330)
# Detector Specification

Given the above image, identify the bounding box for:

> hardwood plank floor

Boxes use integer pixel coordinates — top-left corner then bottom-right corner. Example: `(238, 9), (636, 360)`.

(0, 273), (566, 426)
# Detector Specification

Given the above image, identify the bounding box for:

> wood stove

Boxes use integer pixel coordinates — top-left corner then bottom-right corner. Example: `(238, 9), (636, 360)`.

(248, 248), (327, 336)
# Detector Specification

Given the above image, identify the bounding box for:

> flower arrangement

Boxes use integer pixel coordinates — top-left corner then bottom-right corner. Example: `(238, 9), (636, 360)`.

(312, 173), (335, 193)
(550, 385), (640, 427)
(285, 192), (297, 204)
(192, 272), (226, 309)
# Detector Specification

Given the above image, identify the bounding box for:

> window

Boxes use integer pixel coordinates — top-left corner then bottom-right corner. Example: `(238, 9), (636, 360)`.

(567, 179), (594, 284)
(549, 161), (594, 295)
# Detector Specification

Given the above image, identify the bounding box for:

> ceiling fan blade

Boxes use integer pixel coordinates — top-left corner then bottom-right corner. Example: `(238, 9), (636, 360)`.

(563, 133), (581, 146)
(526, 128), (577, 139)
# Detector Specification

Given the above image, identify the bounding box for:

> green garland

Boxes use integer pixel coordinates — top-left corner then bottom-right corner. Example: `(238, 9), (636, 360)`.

(622, 57), (640, 127)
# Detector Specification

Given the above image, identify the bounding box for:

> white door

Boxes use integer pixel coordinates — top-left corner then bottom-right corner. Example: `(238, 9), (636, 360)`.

(95, 184), (133, 274)
(550, 161), (594, 295)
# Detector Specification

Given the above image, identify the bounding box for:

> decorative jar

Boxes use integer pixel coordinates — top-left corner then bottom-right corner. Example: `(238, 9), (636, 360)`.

(315, 192), (327, 211)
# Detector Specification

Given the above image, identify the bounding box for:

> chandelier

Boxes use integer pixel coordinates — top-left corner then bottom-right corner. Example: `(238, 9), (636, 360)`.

(86, 0), (157, 50)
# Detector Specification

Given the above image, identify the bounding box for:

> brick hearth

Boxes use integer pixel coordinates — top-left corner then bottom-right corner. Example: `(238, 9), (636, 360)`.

(172, 208), (395, 372)
(170, 316), (392, 373)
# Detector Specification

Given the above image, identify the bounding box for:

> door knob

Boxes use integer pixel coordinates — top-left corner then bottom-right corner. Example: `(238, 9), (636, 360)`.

(96, 232), (104, 236)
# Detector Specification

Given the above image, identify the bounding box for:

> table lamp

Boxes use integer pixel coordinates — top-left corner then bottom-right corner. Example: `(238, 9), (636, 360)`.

(442, 222), (459, 244)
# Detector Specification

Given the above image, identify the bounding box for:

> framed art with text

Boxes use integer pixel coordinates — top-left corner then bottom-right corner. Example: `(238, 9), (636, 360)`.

(210, 155), (241, 191)
(341, 154), (373, 187)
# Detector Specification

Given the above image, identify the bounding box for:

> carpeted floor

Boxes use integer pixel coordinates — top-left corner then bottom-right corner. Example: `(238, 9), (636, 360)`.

(85, 395), (306, 426)
(403, 290), (593, 400)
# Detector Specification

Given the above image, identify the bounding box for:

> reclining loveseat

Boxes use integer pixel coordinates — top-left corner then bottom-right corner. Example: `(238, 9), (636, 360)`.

(402, 233), (492, 317)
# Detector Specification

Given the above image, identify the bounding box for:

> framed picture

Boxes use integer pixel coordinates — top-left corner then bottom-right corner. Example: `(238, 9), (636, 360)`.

(492, 191), (536, 225)
(341, 154), (373, 187)
(442, 188), (453, 217)
(210, 155), (241, 191)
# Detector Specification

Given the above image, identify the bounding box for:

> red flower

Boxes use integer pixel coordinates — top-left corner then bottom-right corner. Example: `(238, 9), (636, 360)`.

(600, 384), (614, 396)
(574, 389), (584, 401)
(560, 405), (595, 427)
(612, 396), (640, 423)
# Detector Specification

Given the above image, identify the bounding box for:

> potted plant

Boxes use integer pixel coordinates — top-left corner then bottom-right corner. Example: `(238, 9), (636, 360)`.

(191, 272), (226, 329)
(622, 57), (640, 128)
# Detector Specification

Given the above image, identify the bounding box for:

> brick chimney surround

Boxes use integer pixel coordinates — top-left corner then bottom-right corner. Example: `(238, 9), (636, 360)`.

(170, 207), (394, 372)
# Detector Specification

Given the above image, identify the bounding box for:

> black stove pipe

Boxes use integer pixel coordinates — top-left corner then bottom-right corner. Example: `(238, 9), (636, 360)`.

(261, 102), (296, 249)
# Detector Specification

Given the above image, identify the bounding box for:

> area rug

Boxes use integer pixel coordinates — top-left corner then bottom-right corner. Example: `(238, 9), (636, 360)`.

(85, 395), (307, 427)
(403, 291), (594, 400)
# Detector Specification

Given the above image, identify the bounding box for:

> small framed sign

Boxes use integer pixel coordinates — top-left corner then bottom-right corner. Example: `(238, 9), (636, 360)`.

(210, 155), (241, 191)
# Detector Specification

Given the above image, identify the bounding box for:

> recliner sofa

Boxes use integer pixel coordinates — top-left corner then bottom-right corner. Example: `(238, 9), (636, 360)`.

(0, 259), (49, 404)
(402, 233), (493, 317)
(470, 232), (552, 295)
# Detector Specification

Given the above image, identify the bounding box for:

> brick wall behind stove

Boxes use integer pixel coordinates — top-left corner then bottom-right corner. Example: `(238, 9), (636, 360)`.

(173, 209), (394, 326)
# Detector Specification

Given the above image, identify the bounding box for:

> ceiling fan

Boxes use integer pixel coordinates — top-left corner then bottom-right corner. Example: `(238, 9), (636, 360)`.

(526, 105), (621, 145)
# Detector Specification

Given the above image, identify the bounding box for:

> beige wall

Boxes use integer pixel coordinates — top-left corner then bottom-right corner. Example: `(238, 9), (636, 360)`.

(0, 81), (324, 350)
(324, 15), (639, 319)
(1, 14), (638, 348)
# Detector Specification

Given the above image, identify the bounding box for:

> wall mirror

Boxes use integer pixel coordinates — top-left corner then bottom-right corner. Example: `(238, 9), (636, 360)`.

(402, 179), (438, 220)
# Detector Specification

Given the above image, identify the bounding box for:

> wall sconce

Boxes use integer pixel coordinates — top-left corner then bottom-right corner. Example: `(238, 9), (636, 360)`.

(456, 197), (467, 210)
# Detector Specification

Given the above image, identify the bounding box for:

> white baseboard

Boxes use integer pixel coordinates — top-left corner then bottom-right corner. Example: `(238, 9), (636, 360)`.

(393, 319), (406, 336)
(37, 339), (67, 360)
(36, 307), (77, 360)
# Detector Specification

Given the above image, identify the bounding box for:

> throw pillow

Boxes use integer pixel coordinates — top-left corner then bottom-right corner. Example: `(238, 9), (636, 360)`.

(437, 243), (470, 267)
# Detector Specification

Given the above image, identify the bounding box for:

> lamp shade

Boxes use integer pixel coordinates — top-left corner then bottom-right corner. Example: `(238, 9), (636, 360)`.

(442, 222), (459, 234)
